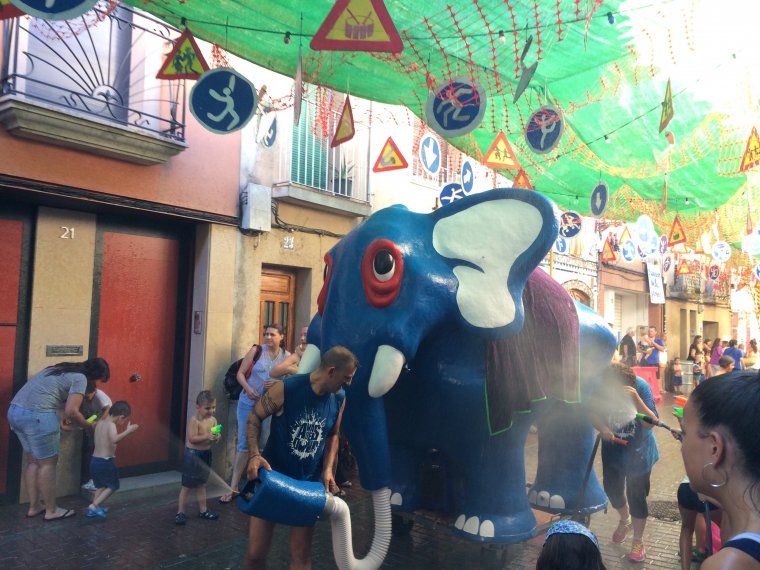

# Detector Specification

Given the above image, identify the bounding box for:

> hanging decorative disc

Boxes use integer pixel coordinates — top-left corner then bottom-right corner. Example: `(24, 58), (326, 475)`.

(190, 68), (257, 134)
(621, 240), (637, 262)
(524, 105), (564, 154)
(425, 77), (487, 138)
(754, 264), (760, 281)
(257, 112), (277, 147)
(554, 236), (568, 254)
(589, 181), (608, 217)
(558, 211), (582, 238)
(9, 0), (97, 20)
(438, 182), (466, 205)
(663, 256), (672, 273)
(460, 158), (476, 194)
(418, 133), (441, 176)
(659, 235), (668, 255)
(708, 265), (720, 281)
(711, 241), (731, 262)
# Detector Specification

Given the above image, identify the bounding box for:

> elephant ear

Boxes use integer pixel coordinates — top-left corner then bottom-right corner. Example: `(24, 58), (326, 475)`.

(431, 188), (558, 339)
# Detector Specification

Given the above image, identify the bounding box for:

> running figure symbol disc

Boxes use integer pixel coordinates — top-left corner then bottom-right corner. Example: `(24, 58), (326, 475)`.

(524, 105), (564, 154)
(190, 68), (257, 134)
(425, 77), (487, 138)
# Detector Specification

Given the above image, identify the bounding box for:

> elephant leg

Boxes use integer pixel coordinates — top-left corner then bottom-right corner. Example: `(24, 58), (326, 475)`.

(530, 400), (606, 514)
(450, 412), (537, 544)
(388, 442), (424, 512)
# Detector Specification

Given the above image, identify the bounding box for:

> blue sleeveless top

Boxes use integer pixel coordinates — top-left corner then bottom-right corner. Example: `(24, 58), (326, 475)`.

(724, 533), (760, 563)
(263, 374), (345, 482)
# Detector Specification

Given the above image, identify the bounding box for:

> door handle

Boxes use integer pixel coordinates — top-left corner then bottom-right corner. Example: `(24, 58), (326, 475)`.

(129, 372), (142, 383)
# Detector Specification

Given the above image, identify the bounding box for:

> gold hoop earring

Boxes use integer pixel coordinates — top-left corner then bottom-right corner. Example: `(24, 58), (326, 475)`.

(702, 461), (728, 488)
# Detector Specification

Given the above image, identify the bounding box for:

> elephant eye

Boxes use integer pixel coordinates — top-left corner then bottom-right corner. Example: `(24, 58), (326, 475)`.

(373, 250), (395, 282)
(362, 239), (404, 308)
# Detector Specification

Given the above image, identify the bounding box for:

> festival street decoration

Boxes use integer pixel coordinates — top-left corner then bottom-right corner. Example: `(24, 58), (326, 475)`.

(739, 127), (760, 173)
(331, 96), (355, 148)
(310, 0), (403, 53)
(419, 133), (441, 176)
(558, 211), (582, 238)
(483, 131), (520, 170)
(190, 68), (257, 134)
(372, 137), (408, 172)
(512, 169), (533, 190)
(524, 106), (564, 155)
(659, 78), (674, 133)
(9, 0), (96, 20)
(590, 181), (609, 217)
(425, 77), (487, 138)
(438, 181), (465, 205)
(600, 236), (617, 262)
(293, 46), (303, 126)
(513, 35), (538, 104)
(156, 28), (209, 80)
(668, 214), (687, 246)
(0, 0), (23, 19)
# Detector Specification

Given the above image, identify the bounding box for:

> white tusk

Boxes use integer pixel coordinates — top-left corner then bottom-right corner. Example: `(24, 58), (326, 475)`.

(298, 344), (321, 374)
(368, 345), (405, 398)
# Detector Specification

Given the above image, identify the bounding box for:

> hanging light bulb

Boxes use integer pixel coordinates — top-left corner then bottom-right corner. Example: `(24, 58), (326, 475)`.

(498, 30), (506, 44)
(574, 195), (579, 205)
(685, 197), (690, 206)
(604, 134), (611, 144)
(284, 31), (292, 45)
(607, 11), (615, 25)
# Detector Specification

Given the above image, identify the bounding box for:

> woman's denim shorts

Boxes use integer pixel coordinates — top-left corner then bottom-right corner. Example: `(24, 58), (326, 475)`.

(7, 404), (61, 459)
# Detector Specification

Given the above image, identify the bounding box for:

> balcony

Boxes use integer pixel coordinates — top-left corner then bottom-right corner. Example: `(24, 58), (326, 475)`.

(0, 6), (187, 165)
(273, 94), (371, 218)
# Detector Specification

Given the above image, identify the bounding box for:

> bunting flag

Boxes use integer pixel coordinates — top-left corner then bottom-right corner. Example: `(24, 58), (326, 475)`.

(739, 126), (760, 172)
(600, 236), (617, 262)
(293, 46), (303, 126)
(0, 0), (23, 20)
(659, 78), (674, 133)
(156, 28), (209, 80)
(668, 214), (687, 246)
(331, 96), (355, 147)
(512, 169), (533, 190)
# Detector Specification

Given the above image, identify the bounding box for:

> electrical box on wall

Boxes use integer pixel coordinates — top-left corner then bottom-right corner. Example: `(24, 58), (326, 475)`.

(240, 183), (271, 232)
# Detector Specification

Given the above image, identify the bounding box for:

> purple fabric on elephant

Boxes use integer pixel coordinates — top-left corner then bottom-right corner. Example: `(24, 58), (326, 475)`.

(485, 268), (580, 434)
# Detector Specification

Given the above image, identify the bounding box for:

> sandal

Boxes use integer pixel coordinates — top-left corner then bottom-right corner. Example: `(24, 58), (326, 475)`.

(218, 491), (238, 504)
(44, 508), (75, 522)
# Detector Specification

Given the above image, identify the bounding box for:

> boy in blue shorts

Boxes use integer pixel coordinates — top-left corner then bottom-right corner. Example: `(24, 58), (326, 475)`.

(175, 390), (220, 525)
(87, 401), (139, 518)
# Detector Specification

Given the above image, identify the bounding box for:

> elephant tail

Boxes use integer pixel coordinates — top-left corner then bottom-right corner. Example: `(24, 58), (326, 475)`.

(485, 269), (580, 435)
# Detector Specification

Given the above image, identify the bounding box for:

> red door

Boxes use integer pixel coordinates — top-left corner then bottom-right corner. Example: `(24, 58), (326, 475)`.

(0, 219), (23, 495)
(93, 226), (185, 471)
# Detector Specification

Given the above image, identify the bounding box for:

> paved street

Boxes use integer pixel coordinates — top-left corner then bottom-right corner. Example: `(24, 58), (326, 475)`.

(0, 395), (691, 569)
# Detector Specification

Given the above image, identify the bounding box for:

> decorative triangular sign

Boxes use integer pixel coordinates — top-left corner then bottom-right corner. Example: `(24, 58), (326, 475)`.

(620, 226), (632, 244)
(331, 96), (355, 148)
(372, 137), (408, 172)
(310, 0), (403, 53)
(600, 236), (617, 262)
(483, 131), (520, 170)
(677, 259), (691, 275)
(739, 126), (760, 172)
(668, 214), (687, 246)
(512, 169), (533, 190)
(747, 204), (754, 235)
(659, 78), (674, 133)
(0, 0), (23, 20)
(156, 28), (209, 80)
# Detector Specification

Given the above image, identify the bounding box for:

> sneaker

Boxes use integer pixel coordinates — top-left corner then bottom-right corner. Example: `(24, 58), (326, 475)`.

(175, 512), (187, 525)
(86, 507), (106, 518)
(628, 539), (646, 562)
(198, 510), (219, 520)
(612, 519), (632, 543)
(81, 480), (96, 491)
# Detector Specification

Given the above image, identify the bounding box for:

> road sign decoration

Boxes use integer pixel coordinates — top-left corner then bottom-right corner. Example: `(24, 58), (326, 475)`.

(483, 131), (520, 170)
(600, 236), (617, 262)
(419, 133), (441, 176)
(739, 126), (760, 172)
(524, 105), (564, 154)
(460, 158), (475, 194)
(9, 0), (96, 20)
(373, 137), (407, 172)
(0, 0), (23, 20)
(310, 0), (403, 53)
(425, 77), (487, 138)
(558, 211), (582, 238)
(708, 265), (720, 281)
(754, 264), (760, 281)
(590, 181), (609, 217)
(677, 259), (691, 275)
(659, 234), (668, 255)
(331, 96), (355, 148)
(659, 78), (674, 133)
(156, 28), (209, 80)
(555, 236), (568, 254)
(190, 68), (257, 134)
(439, 182), (466, 205)
(663, 255), (672, 273)
(668, 214), (687, 246)
(621, 240), (636, 262)
(257, 112), (277, 147)
(711, 241), (731, 262)
(512, 169), (533, 190)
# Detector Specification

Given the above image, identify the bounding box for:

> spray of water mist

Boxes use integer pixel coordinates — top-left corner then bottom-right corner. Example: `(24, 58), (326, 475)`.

(587, 380), (637, 426)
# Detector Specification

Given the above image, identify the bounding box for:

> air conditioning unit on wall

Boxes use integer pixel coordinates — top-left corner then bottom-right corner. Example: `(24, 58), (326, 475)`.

(240, 183), (271, 232)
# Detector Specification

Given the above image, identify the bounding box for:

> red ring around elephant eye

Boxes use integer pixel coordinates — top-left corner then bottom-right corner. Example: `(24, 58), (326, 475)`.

(317, 252), (333, 316)
(361, 239), (404, 308)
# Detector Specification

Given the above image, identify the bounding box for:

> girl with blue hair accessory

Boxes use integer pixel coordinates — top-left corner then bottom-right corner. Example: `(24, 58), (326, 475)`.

(537, 520), (606, 570)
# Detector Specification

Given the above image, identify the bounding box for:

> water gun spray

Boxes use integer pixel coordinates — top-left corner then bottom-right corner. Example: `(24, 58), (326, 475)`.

(210, 424), (222, 437)
(636, 412), (681, 438)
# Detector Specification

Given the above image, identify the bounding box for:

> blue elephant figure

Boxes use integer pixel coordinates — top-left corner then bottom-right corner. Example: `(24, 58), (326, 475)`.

(302, 188), (616, 544)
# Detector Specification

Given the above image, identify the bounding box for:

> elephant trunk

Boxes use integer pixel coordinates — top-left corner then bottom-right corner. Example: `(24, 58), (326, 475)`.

(323, 488), (392, 570)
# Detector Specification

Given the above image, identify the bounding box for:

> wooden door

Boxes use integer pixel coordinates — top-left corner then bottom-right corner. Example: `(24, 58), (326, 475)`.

(91, 222), (188, 473)
(260, 268), (296, 351)
(0, 208), (31, 503)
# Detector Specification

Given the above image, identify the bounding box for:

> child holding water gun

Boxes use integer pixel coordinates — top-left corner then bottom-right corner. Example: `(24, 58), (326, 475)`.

(87, 401), (139, 518)
(176, 390), (220, 525)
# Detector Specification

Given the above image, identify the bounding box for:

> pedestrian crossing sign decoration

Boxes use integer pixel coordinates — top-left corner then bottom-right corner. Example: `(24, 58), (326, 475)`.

(372, 137), (408, 172)
(483, 131), (520, 170)
(157, 28), (209, 80)
(668, 214), (687, 246)
(659, 78), (674, 133)
(512, 169), (533, 190)
(739, 126), (760, 172)
(600, 236), (617, 262)
(310, 0), (403, 53)
(331, 96), (355, 148)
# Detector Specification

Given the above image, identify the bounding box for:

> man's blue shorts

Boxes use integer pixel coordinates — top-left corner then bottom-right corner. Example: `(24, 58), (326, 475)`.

(90, 456), (120, 491)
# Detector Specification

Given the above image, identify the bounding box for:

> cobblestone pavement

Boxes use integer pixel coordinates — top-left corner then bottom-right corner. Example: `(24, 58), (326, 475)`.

(0, 395), (692, 569)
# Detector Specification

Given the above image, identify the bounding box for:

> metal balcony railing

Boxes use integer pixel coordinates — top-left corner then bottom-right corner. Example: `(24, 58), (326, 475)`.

(1, 4), (186, 141)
